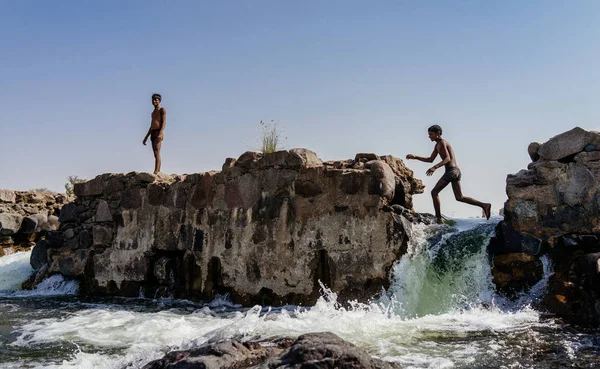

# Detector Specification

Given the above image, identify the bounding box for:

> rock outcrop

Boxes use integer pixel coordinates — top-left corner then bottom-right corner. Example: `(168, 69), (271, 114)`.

(31, 149), (427, 305)
(0, 190), (68, 256)
(143, 332), (400, 369)
(491, 127), (600, 326)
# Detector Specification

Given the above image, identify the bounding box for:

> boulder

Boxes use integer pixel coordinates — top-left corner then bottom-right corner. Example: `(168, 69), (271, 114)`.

(290, 148), (322, 167)
(499, 127), (600, 326)
(74, 177), (104, 197)
(491, 253), (543, 295)
(143, 332), (400, 369)
(143, 338), (286, 369)
(29, 213), (52, 232)
(236, 151), (262, 169)
(369, 161), (396, 201)
(19, 216), (38, 234)
(574, 150), (600, 165)
(265, 332), (400, 369)
(30, 240), (49, 270)
(527, 142), (542, 162)
(488, 221), (542, 255)
(0, 190), (16, 203)
(59, 203), (78, 222)
(0, 213), (23, 235)
(537, 127), (594, 161)
(355, 153), (381, 162)
(47, 215), (59, 231)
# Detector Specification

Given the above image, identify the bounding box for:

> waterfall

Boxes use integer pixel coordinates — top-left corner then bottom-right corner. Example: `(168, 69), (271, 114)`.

(383, 219), (545, 318)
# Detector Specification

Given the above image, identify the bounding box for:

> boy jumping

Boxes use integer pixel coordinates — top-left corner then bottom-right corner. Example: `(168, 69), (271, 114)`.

(406, 125), (491, 224)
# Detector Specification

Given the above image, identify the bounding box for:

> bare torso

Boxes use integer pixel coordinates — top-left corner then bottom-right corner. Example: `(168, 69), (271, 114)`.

(150, 108), (164, 130)
(436, 139), (458, 168)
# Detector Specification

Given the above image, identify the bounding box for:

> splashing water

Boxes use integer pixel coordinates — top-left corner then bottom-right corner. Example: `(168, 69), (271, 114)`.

(0, 218), (598, 369)
(0, 251), (34, 292)
(383, 221), (498, 318)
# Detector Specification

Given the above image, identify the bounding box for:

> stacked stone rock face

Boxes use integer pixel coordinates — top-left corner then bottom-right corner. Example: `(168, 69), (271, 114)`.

(0, 189), (67, 256)
(32, 149), (426, 305)
(491, 127), (600, 326)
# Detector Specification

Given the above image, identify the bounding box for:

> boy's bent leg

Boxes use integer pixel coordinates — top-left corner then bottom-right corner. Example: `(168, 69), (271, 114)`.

(431, 178), (450, 223)
(451, 181), (491, 219)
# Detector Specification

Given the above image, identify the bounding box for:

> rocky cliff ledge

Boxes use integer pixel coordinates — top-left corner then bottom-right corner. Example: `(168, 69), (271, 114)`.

(490, 127), (600, 326)
(31, 149), (427, 305)
(0, 190), (67, 256)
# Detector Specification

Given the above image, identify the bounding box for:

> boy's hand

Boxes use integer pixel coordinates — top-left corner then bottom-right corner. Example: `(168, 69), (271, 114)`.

(406, 154), (415, 160)
(142, 138), (147, 145)
(157, 132), (164, 141)
(426, 167), (436, 176)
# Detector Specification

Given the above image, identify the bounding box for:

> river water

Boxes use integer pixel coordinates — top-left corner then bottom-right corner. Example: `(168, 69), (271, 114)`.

(1, 218), (598, 368)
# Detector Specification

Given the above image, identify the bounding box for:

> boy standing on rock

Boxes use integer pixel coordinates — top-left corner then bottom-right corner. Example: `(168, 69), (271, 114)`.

(406, 125), (491, 224)
(142, 93), (166, 174)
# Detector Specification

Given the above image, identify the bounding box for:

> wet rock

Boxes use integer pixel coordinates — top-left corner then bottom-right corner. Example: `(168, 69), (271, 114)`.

(264, 332), (400, 369)
(143, 338), (285, 369)
(488, 221), (542, 255)
(143, 332), (400, 369)
(30, 240), (49, 270)
(492, 253), (543, 295)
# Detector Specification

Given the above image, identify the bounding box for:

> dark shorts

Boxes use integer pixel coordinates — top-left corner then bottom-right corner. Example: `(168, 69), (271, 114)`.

(441, 167), (461, 182)
(150, 129), (162, 146)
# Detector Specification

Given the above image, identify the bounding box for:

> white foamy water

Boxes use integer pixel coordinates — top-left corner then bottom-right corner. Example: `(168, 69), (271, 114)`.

(0, 251), (34, 291)
(2, 218), (595, 369)
(0, 250), (79, 298)
(11, 291), (544, 369)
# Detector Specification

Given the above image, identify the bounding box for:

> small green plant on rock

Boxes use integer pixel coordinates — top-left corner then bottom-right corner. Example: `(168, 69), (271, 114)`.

(259, 120), (286, 154)
(30, 188), (52, 193)
(65, 175), (86, 197)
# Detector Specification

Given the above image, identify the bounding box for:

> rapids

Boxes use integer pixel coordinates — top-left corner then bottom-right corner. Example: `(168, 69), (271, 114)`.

(1, 218), (598, 368)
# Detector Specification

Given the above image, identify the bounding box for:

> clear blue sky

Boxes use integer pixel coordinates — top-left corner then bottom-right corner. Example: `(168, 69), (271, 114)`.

(2, 1), (599, 217)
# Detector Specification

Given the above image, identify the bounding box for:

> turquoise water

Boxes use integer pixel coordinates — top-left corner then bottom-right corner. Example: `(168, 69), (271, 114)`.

(1, 218), (598, 368)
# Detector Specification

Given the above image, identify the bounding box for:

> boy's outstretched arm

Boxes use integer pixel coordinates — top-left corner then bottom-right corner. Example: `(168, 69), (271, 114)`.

(406, 148), (437, 163)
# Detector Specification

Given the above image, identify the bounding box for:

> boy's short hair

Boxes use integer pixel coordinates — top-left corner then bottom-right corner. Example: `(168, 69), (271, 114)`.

(428, 124), (442, 135)
(152, 93), (162, 101)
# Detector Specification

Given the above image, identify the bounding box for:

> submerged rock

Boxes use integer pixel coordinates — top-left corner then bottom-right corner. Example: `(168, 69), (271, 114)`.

(143, 332), (401, 369)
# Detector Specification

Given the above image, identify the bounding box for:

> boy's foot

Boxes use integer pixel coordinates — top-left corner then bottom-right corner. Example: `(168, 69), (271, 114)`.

(483, 203), (492, 220)
(436, 217), (444, 224)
